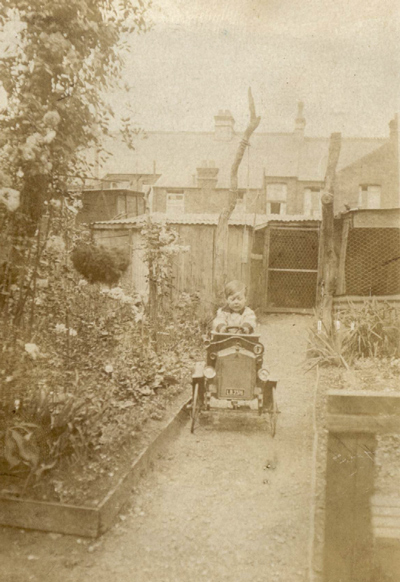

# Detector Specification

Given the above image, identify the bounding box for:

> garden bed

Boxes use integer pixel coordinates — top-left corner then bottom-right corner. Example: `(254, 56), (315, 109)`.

(0, 388), (191, 537)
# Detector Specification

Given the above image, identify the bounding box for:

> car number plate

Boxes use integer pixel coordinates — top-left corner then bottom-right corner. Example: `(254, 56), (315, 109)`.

(226, 389), (245, 396)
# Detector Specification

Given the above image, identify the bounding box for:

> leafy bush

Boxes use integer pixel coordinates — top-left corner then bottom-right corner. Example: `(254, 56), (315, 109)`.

(71, 243), (130, 285)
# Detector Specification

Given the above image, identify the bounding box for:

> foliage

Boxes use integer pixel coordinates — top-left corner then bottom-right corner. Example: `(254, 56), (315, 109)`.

(0, 204), (202, 502)
(306, 323), (350, 371)
(71, 242), (129, 285)
(141, 217), (189, 297)
(140, 216), (189, 325)
(0, 275), (202, 501)
(341, 300), (399, 360)
(0, 0), (150, 228)
(306, 300), (400, 370)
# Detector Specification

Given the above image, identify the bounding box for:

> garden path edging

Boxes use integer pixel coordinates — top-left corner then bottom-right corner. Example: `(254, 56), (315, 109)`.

(0, 393), (191, 538)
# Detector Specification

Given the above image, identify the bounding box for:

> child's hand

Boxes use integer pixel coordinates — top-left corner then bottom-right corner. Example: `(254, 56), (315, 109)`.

(241, 324), (253, 334)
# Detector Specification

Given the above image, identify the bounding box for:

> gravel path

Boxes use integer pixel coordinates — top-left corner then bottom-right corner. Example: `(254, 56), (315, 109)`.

(1, 315), (316, 582)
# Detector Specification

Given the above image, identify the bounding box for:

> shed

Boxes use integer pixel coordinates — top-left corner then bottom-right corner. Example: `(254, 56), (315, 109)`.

(77, 187), (146, 225)
(334, 208), (400, 309)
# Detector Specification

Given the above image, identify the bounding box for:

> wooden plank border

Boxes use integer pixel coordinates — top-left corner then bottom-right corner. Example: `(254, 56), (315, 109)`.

(0, 396), (190, 538)
(327, 391), (400, 434)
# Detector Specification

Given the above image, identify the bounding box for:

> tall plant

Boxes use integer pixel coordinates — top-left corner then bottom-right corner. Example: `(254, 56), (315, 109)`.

(0, 0), (150, 230)
(140, 216), (189, 330)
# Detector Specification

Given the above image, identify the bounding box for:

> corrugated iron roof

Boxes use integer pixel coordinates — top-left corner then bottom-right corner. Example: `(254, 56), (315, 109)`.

(92, 212), (321, 229)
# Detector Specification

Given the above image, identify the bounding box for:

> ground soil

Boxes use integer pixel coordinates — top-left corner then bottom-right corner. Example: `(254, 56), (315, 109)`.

(0, 315), (317, 582)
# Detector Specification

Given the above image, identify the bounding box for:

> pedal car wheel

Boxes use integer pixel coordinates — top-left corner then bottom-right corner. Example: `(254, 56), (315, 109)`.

(269, 389), (278, 438)
(190, 382), (201, 434)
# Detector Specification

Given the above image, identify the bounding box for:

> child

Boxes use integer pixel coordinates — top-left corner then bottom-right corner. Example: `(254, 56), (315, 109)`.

(212, 280), (256, 334)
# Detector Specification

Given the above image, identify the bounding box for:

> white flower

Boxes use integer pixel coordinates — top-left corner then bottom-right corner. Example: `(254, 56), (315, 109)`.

(0, 188), (20, 212)
(65, 200), (78, 214)
(105, 364), (114, 374)
(43, 110), (61, 128)
(55, 323), (67, 334)
(25, 343), (40, 359)
(69, 328), (77, 337)
(26, 133), (42, 147)
(78, 279), (88, 287)
(43, 130), (56, 144)
(47, 235), (65, 253)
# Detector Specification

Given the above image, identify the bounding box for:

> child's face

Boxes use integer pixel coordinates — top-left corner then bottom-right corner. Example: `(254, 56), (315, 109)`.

(227, 291), (246, 312)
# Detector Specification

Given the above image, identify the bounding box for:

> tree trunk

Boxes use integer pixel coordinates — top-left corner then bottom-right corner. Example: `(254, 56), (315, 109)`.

(213, 88), (261, 303)
(317, 132), (342, 333)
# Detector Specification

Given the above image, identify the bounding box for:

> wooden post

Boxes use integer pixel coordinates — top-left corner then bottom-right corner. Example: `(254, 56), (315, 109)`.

(213, 88), (261, 302)
(336, 215), (351, 296)
(317, 133), (342, 333)
(262, 228), (271, 311)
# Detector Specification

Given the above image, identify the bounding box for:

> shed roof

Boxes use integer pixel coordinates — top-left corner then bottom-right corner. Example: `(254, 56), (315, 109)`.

(91, 211), (322, 230)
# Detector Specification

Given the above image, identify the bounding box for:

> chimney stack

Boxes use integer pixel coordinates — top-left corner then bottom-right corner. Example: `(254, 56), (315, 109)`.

(197, 160), (219, 189)
(295, 101), (306, 135)
(214, 110), (235, 141)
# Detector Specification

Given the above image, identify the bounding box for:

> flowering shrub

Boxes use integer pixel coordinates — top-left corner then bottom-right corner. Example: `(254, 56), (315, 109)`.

(0, 206), (202, 502)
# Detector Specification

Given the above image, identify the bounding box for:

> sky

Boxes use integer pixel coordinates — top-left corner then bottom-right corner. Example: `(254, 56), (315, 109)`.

(0, 0), (398, 138)
(110, 0), (399, 137)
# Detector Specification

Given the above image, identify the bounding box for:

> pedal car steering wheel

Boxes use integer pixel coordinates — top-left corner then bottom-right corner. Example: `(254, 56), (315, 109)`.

(225, 326), (247, 334)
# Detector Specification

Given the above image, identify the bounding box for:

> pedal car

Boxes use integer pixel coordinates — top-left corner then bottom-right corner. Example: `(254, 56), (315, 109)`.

(190, 326), (278, 435)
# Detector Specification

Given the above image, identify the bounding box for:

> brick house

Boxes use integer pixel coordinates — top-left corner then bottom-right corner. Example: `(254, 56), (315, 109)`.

(87, 104), (395, 220)
(87, 106), (399, 312)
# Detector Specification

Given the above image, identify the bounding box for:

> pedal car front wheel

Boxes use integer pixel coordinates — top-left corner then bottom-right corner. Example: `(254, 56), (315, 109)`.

(269, 388), (278, 438)
(190, 382), (201, 433)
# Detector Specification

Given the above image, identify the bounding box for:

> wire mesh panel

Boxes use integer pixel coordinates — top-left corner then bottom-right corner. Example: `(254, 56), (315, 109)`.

(266, 227), (319, 309)
(269, 228), (319, 270)
(267, 270), (318, 309)
(345, 228), (400, 296)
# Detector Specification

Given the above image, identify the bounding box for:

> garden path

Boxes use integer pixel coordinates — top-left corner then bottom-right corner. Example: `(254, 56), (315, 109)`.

(0, 315), (316, 582)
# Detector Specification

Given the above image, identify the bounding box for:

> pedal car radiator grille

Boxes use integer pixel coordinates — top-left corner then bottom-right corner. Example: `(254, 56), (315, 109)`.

(215, 347), (256, 399)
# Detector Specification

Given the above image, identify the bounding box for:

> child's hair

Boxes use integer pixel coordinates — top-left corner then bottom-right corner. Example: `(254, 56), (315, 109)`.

(224, 280), (246, 298)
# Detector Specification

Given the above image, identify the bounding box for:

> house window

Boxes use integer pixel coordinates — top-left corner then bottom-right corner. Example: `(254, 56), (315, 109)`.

(304, 188), (321, 217)
(266, 183), (287, 215)
(166, 192), (184, 214)
(358, 185), (381, 209)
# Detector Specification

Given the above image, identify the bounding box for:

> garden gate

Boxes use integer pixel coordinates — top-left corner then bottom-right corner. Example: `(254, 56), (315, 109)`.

(263, 225), (320, 312)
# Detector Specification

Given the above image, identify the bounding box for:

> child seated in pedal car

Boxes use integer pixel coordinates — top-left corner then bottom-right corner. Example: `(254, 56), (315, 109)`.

(212, 280), (256, 334)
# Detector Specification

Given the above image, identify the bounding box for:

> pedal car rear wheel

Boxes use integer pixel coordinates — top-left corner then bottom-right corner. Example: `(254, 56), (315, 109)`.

(269, 388), (278, 438)
(190, 382), (201, 434)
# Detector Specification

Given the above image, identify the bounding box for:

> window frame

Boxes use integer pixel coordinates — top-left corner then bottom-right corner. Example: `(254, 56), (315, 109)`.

(358, 184), (381, 209)
(266, 183), (287, 215)
(303, 187), (322, 217)
(166, 191), (185, 214)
